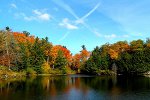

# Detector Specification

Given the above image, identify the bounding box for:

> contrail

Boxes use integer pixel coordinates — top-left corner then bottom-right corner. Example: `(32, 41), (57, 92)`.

(74, 3), (101, 36)
(52, 0), (79, 19)
(58, 31), (70, 41)
(80, 3), (100, 21)
(52, 0), (101, 41)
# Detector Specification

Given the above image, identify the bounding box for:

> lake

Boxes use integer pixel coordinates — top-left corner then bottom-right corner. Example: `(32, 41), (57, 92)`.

(0, 75), (150, 100)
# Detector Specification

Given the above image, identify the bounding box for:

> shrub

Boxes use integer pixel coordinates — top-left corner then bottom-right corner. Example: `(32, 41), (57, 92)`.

(41, 62), (51, 74)
(26, 67), (37, 75)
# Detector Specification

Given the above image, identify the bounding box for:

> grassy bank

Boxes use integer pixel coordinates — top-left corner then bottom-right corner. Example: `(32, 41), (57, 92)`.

(96, 70), (116, 76)
(0, 66), (76, 79)
(0, 66), (26, 79)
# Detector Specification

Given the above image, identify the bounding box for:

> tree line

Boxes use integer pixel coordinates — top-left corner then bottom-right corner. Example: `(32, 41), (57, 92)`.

(81, 38), (150, 75)
(0, 27), (90, 75)
(0, 27), (150, 75)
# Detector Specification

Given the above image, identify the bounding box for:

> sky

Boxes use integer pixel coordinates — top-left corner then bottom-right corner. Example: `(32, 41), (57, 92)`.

(0, 0), (150, 54)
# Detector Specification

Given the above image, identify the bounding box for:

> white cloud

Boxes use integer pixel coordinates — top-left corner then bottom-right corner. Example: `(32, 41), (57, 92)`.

(32, 10), (50, 21)
(10, 3), (17, 9)
(33, 10), (41, 15)
(18, 10), (52, 21)
(39, 13), (50, 21)
(59, 18), (78, 30)
(102, 34), (130, 40)
(14, 10), (51, 22)
(104, 34), (117, 39)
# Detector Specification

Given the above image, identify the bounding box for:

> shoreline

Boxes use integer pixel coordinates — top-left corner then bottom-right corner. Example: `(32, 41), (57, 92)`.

(2, 73), (150, 80)
(1, 70), (150, 80)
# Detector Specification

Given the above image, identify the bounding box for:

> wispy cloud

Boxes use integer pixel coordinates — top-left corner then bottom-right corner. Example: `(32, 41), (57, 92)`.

(14, 12), (26, 19)
(93, 29), (129, 39)
(24, 16), (35, 21)
(104, 34), (117, 39)
(59, 18), (78, 30)
(99, 1), (150, 37)
(103, 34), (130, 40)
(93, 30), (102, 37)
(19, 9), (52, 21)
(10, 3), (17, 9)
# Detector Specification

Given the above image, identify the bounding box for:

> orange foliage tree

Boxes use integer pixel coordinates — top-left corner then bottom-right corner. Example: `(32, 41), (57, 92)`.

(50, 45), (72, 67)
(72, 45), (90, 71)
(108, 41), (129, 60)
(72, 53), (81, 69)
(13, 32), (35, 44)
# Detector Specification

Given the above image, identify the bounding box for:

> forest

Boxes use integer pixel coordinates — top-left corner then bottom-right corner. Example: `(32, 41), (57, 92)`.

(0, 27), (150, 77)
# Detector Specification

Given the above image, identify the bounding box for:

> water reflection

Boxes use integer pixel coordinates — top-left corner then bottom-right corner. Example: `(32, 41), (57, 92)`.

(0, 75), (150, 100)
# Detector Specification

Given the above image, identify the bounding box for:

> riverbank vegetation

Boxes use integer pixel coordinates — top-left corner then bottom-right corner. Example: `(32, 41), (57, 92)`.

(0, 27), (150, 77)
(81, 40), (150, 75)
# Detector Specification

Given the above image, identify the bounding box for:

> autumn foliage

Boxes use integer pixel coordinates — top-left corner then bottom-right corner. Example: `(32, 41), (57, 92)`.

(13, 32), (35, 44)
(50, 45), (72, 62)
(0, 28), (150, 75)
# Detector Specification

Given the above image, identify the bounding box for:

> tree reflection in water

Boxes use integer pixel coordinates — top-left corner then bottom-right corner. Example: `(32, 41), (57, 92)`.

(0, 75), (150, 100)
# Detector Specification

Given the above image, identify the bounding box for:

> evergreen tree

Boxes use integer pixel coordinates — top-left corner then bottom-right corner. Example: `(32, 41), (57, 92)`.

(30, 37), (45, 73)
(54, 50), (67, 69)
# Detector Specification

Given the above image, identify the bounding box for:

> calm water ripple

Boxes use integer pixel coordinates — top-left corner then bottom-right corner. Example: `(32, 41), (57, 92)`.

(0, 75), (150, 100)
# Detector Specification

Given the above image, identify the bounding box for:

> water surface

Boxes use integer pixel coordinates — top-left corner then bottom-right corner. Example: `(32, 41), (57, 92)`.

(0, 75), (150, 100)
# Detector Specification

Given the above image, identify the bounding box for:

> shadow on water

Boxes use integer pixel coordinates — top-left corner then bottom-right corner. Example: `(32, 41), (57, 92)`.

(0, 75), (150, 100)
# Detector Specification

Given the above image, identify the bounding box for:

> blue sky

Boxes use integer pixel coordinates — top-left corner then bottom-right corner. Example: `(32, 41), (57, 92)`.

(0, 0), (150, 54)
